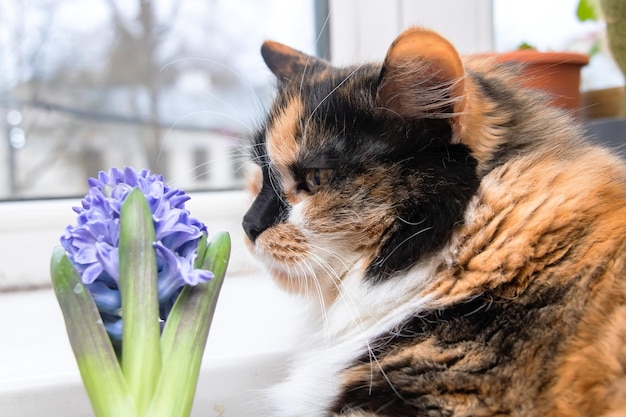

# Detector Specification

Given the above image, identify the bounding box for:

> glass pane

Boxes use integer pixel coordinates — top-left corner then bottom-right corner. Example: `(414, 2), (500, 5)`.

(0, 0), (316, 199)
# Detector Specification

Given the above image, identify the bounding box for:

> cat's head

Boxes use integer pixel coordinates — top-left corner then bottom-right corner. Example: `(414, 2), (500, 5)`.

(243, 28), (480, 304)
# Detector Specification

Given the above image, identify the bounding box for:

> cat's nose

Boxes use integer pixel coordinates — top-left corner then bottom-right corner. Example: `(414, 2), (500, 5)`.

(242, 186), (286, 243)
(242, 214), (263, 243)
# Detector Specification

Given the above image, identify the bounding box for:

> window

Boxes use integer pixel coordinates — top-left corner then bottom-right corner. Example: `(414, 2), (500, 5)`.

(0, 0), (319, 200)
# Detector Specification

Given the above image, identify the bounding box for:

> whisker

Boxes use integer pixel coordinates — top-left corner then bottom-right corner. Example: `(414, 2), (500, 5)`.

(304, 64), (364, 133)
(159, 57), (264, 109)
(166, 145), (252, 186)
(374, 226), (433, 268)
(157, 110), (253, 165)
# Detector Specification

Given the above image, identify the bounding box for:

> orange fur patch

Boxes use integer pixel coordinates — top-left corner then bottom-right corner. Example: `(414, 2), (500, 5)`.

(267, 97), (302, 168)
(453, 59), (512, 168)
(254, 222), (308, 289)
(256, 222), (308, 265)
(426, 146), (626, 304)
(244, 163), (262, 198)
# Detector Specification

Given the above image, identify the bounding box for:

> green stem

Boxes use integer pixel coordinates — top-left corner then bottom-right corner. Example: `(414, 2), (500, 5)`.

(147, 232), (230, 417)
(50, 247), (136, 417)
(119, 188), (162, 415)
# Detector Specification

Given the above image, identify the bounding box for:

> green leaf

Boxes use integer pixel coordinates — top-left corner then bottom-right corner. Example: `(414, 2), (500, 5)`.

(517, 42), (537, 51)
(148, 232), (231, 417)
(577, 0), (599, 21)
(50, 247), (136, 417)
(194, 232), (208, 269)
(119, 188), (162, 415)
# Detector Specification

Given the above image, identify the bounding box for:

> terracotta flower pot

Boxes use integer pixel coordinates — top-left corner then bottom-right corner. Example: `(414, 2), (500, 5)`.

(473, 51), (590, 113)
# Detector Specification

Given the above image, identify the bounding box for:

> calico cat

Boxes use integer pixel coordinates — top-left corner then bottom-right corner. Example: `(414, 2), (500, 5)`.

(242, 28), (626, 417)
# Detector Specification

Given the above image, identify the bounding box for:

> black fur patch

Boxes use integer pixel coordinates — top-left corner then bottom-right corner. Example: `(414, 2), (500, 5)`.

(365, 139), (479, 282)
(242, 131), (289, 242)
(295, 66), (480, 283)
(330, 284), (574, 416)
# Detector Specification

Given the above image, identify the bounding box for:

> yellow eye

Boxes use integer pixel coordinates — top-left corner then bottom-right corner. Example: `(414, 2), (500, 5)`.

(304, 168), (334, 194)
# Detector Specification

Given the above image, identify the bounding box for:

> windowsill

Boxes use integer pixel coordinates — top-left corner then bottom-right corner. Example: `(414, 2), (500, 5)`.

(0, 272), (303, 417)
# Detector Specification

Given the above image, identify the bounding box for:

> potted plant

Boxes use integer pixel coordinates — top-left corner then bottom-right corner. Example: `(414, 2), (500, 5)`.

(51, 167), (231, 417)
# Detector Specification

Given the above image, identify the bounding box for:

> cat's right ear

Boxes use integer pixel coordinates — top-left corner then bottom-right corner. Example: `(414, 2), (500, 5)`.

(377, 28), (468, 134)
(261, 41), (328, 83)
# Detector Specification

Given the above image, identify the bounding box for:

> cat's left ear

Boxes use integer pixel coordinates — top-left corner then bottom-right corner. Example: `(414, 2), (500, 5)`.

(261, 41), (329, 83)
(377, 28), (468, 135)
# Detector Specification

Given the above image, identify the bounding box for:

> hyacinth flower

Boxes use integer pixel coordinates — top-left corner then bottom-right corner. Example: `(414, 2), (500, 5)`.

(50, 167), (230, 417)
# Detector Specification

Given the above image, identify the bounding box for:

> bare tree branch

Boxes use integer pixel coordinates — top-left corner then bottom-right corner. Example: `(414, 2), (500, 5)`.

(0, 98), (242, 135)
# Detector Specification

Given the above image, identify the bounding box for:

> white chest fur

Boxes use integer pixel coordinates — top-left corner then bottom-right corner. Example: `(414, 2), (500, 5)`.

(265, 263), (438, 417)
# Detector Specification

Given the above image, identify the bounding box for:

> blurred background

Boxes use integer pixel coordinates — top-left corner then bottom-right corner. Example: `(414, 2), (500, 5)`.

(0, 0), (318, 199)
(0, 0), (622, 200)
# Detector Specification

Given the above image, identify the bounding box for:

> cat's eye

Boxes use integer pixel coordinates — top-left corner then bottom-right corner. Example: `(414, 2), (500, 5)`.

(303, 168), (334, 194)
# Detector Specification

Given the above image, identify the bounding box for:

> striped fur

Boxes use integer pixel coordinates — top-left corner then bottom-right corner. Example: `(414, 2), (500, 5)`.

(242, 28), (626, 417)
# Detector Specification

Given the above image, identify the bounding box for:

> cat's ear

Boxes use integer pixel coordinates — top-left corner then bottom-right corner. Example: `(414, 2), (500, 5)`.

(261, 41), (329, 83)
(377, 28), (467, 128)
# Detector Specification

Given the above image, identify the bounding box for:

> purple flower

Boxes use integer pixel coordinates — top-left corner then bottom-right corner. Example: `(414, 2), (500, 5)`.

(60, 167), (213, 343)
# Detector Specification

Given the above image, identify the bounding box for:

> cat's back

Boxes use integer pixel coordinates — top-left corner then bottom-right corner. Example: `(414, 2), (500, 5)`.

(456, 51), (626, 289)
(495, 146), (626, 417)
(430, 58), (626, 415)
(457, 52), (626, 286)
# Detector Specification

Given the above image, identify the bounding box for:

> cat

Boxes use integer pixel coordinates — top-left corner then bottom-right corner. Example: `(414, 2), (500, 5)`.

(242, 27), (626, 417)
